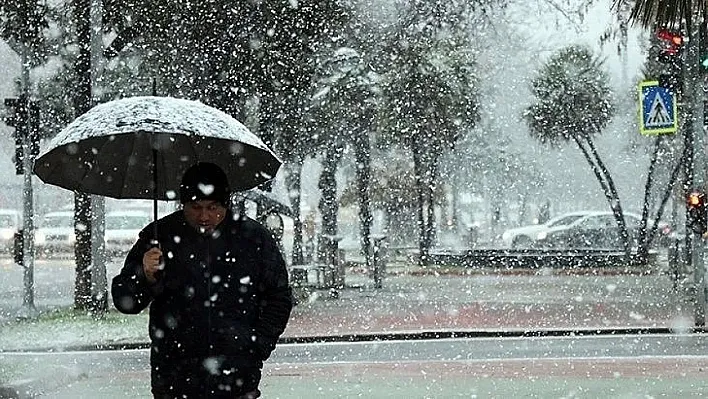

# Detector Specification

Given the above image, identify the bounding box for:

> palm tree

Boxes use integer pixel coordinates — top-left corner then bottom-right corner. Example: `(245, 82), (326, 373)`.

(622, 0), (692, 28)
(524, 45), (635, 257)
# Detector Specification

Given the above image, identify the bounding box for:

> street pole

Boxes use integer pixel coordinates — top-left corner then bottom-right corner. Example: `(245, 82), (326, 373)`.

(88, 0), (108, 316)
(73, 0), (93, 310)
(18, 49), (36, 318)
(686, 9), (707, 327)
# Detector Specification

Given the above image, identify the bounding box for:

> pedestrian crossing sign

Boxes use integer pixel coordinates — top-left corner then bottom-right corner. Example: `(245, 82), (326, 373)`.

(639, 80), (677, 135)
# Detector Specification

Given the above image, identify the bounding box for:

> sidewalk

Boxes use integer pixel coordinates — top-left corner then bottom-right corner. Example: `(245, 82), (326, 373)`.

(0, 262), (694, 349)
(283, 261), (692, 338)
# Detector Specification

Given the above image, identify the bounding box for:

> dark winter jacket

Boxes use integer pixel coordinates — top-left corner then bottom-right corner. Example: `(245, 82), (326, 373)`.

(111, 210), (292, 385)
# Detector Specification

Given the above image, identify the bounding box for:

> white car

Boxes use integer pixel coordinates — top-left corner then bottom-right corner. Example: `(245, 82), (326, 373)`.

(104, 210), (151, 257)
(535, 211), (671, 249)
(501, 211), (592, 248)
(0, 209), (22, 253)
(35, 211), (76, 256)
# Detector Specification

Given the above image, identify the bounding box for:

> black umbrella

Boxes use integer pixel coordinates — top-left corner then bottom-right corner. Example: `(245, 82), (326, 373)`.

(34, 96), (282, 239)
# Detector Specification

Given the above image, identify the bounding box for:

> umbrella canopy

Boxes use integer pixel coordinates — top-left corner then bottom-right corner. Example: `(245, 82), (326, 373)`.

(34, 96), (281, 201)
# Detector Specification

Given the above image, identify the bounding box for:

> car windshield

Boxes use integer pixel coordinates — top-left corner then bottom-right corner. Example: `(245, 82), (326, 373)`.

(106, 215), (149, 230)
(547, 214), (586, 227)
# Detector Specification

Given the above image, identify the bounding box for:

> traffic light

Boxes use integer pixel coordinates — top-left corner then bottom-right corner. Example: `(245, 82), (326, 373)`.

(5, 97), (28, 174)
(687, 190), (707, 234)
(656, 29), (684, 95)
(657, 29), (684, 66)
(3, 97), (21, 128)
(3, 96), (35, 174)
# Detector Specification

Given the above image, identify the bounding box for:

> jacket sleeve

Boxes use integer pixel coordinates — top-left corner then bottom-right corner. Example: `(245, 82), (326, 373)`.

(111, 230), (164, 314)
(253, 230), (293, 361)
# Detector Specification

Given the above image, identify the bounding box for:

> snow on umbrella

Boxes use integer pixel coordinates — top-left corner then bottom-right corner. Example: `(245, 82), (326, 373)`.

(34, 96), (282, 236)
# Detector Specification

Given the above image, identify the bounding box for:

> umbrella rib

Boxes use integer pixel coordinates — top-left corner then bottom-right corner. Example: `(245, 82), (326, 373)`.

(190, 135), (201, 165)
(116, 133), (142, 199)
(157, 144), (170, 199)
(73, 138), (99, 194)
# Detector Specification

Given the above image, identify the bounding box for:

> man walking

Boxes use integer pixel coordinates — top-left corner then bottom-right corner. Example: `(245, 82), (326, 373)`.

(112, 162), (293, 398)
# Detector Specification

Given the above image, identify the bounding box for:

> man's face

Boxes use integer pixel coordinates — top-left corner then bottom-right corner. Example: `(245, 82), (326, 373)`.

(183, 200), (227, 233)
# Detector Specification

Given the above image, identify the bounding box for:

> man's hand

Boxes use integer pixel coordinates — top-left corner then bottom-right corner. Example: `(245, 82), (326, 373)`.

(142, 247), (164, 284)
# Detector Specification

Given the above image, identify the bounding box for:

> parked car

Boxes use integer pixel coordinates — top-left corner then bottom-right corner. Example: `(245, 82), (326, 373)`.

(35, 211), (75, 256)
(501, 211), (592, 248)
(0, 209), (22, 253)
(104, 210), (151, 257)
(535, 211), (671, 249)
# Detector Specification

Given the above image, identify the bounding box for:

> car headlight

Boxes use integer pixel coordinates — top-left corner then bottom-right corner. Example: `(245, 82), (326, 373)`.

(537, 231), (548, 240)
(0, 230), (14, 240)
(501, 232), (511, 241)
(35, 232), (45, 245)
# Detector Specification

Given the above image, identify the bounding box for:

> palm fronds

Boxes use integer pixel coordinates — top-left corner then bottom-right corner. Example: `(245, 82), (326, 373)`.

(619, 0), (695, 28)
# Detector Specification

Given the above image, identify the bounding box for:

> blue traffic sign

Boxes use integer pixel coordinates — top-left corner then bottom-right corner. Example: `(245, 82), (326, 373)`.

(639, 80), (677, 135)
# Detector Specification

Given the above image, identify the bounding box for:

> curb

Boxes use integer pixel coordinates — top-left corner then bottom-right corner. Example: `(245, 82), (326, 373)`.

(3, 326), (704, 353)
(399, 267), (656, 277)
(341, 266), (658, 277)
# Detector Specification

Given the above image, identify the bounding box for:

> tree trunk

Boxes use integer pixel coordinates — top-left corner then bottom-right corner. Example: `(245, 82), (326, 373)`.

(573, 136), (611, 198)
(451, 179), (460, 234)
(318, 145), (341, 264)
(637, 137), (662, 262)
(89, 196), (107, 317)
(73, 193), (92, 310)
(572, 136), (629, 257)
(73, 0), (93, 311)
(646, 150), (685, 249)
(584, 136), (631, 258)
(412, 147), (427, 266)
(285, 156), (305, 265)
(354, 129), (373, 271)
(258, 92), (277, 151)
(424, 156), (438, 253)
(254, 94), (278, 219)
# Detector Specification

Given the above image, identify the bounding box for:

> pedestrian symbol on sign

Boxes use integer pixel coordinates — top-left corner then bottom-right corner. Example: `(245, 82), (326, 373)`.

(646, 92), (672, 127)
(638, 80), (677, 135)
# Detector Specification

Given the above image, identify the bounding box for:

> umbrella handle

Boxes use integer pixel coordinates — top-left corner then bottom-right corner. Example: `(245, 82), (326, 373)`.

(152, 148), (159, 241)
(149, 238), (162, 261)
(149, 238), (164, 279)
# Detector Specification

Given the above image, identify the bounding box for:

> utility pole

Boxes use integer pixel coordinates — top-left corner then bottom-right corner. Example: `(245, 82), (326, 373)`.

(18, 49), (36, 318)
(89, 0), (107, 316)
(73, 0), (93, 311)
(685, 9), (707, 326)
